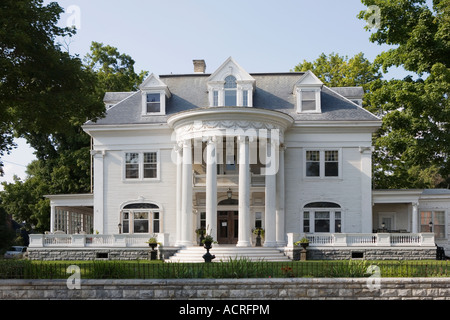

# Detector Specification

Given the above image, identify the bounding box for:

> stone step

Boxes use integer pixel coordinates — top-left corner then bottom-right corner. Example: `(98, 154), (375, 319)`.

(166, 245), (291, 263)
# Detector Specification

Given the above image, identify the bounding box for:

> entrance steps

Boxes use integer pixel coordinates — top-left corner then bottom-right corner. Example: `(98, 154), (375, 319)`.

(166, 245), (290, 263)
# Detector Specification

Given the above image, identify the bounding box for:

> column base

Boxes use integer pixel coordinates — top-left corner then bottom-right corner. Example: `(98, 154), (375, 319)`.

(178, 240), (194, 247)
(263, 241), (278, 247)
(236, 241), (252, 247)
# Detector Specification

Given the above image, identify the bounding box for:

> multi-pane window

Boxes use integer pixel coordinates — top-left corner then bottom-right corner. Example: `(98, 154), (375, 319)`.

(133, 212), (149, 233)
(122, 203), (161, 234)
(124, 152), (159, 180)
(213, 91), (219, 107)
(143, 152), (157, 179)
(125, 153), (139, 179)
(301, 90), (316, 112)
(325, 150), (339, 177)
(305, 149), (340, 178)
(242, 90), (249, 107)
(224, 75), (237, 106)
(306, 151), (320, 177)
(303, 211), (310, 232)
(303, 202), (342, 233)
(146, 93), (161, 113)
(420, 211), (445, 239)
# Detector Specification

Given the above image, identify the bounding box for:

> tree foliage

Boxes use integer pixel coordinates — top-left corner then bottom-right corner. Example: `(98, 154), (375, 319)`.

(293, 52), (382, 92)
(0, 1), (147, 232)
(359, 0), (450, 189)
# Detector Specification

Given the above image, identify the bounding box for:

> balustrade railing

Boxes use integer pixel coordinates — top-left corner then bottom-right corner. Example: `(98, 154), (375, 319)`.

(288, 232), (435, 248)
(29, 233), (169, 248)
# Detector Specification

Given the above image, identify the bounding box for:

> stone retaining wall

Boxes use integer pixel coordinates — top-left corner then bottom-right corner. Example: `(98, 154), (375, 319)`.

(305, 248), (437, 260)
(27, 247), (178, 261)
(1, 278), (449, 300)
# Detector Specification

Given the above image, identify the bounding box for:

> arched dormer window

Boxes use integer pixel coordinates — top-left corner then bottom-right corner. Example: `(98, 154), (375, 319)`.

(207, 57), (255, 107)
(302, 202), (342, 233)
(224, 76), (237, 107)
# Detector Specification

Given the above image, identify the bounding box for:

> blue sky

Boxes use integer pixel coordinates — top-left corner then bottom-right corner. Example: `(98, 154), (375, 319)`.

(0, 0), (410, 188)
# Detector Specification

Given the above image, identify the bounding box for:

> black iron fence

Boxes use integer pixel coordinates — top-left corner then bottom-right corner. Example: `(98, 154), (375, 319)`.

(0, 259), (448, 279)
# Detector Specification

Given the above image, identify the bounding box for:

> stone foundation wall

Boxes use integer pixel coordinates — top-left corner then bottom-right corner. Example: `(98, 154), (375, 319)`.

(27, 247), (179, 261)
(285, 247), (437, 260)
(1, 278), (449, 300)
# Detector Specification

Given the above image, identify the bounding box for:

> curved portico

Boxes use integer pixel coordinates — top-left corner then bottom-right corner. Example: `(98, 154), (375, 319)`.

(168, 107), (293, 247)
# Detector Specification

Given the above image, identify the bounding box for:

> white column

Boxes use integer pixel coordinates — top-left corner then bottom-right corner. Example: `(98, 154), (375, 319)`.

(205, 137), (217, 241)
(175, 143), (183, 246)
(412, 202), (419, 233)
(237, 136), (251, 247)
(50, 204), (56, 233)
(180, 139), (193, 246)
(360, 147), (372, 233)
(276, 144), (286, 246)
(91, 150), (105, 234)
(264, 140), (277, 247)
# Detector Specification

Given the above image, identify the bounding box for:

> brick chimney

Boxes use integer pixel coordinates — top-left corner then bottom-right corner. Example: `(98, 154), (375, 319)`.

(193, 60), (206, 73)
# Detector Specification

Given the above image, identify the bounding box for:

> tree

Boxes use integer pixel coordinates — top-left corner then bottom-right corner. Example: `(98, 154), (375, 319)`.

(359, 0), (450, 189)
(0, 0), (105, 173)
(0, 41), (148, 233)
(293, 52), (382, 92)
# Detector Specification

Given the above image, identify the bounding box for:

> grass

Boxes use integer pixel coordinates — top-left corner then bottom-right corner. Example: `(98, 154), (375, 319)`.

(0, 259), (448, 279)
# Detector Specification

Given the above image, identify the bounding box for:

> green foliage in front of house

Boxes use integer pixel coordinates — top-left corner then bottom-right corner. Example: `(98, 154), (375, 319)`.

(0, 259), (448, 279)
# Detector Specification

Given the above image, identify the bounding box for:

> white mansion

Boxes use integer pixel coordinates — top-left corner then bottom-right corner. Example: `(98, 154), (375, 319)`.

(29, 57), (450, 260)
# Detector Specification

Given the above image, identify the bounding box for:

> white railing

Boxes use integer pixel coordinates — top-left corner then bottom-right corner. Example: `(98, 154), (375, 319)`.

(29, 233), (169, 248)
(193, 173), (265, 187)
(288, 232), (435, 248)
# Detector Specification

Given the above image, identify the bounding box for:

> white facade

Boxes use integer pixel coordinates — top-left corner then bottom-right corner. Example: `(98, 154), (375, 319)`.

(43, 58), (450, 255)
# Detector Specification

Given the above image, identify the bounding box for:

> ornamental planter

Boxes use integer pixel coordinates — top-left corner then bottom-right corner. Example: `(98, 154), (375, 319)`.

(202, 241), (216, 263)
(148, 243), (158, 260)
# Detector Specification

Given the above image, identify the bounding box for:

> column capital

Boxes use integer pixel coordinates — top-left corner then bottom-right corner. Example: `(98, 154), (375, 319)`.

(90, 150), (105, 157)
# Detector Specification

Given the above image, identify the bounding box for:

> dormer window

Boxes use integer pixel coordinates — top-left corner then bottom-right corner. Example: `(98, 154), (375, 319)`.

(294, 70), (323, 114)
(297, 89), (321, 113)
(139, 73), (171, 116)
(224, 76), (237, 106)
(207, 57), (255, 108)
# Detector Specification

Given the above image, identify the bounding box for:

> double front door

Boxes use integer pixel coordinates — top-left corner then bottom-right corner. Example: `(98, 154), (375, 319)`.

(217, 211), (238, 244)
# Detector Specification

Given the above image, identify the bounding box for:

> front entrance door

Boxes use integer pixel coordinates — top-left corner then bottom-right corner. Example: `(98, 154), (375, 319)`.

(217, 211), (238, 244)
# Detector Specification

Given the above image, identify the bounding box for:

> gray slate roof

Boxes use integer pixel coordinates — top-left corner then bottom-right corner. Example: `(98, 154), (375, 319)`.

(86, 73), (380, 126)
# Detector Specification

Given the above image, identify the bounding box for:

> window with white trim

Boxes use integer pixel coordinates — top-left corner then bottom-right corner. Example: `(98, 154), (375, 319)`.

(296, 89), (321, 113)
(124, 151), (159, 180)
(224, 75), (237, 106)
(121, 203), (161, 234)
(420, 211), (446, 239)
(146, 93), (161, 113)
(303, 202), (342, 233)
(304, 149), (341, 178)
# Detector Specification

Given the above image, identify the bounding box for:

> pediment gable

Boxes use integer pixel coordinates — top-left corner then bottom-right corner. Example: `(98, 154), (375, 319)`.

(140, 73), (170, 91)
(294, 70), (323, 89)
(207, 57), (255, 83)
